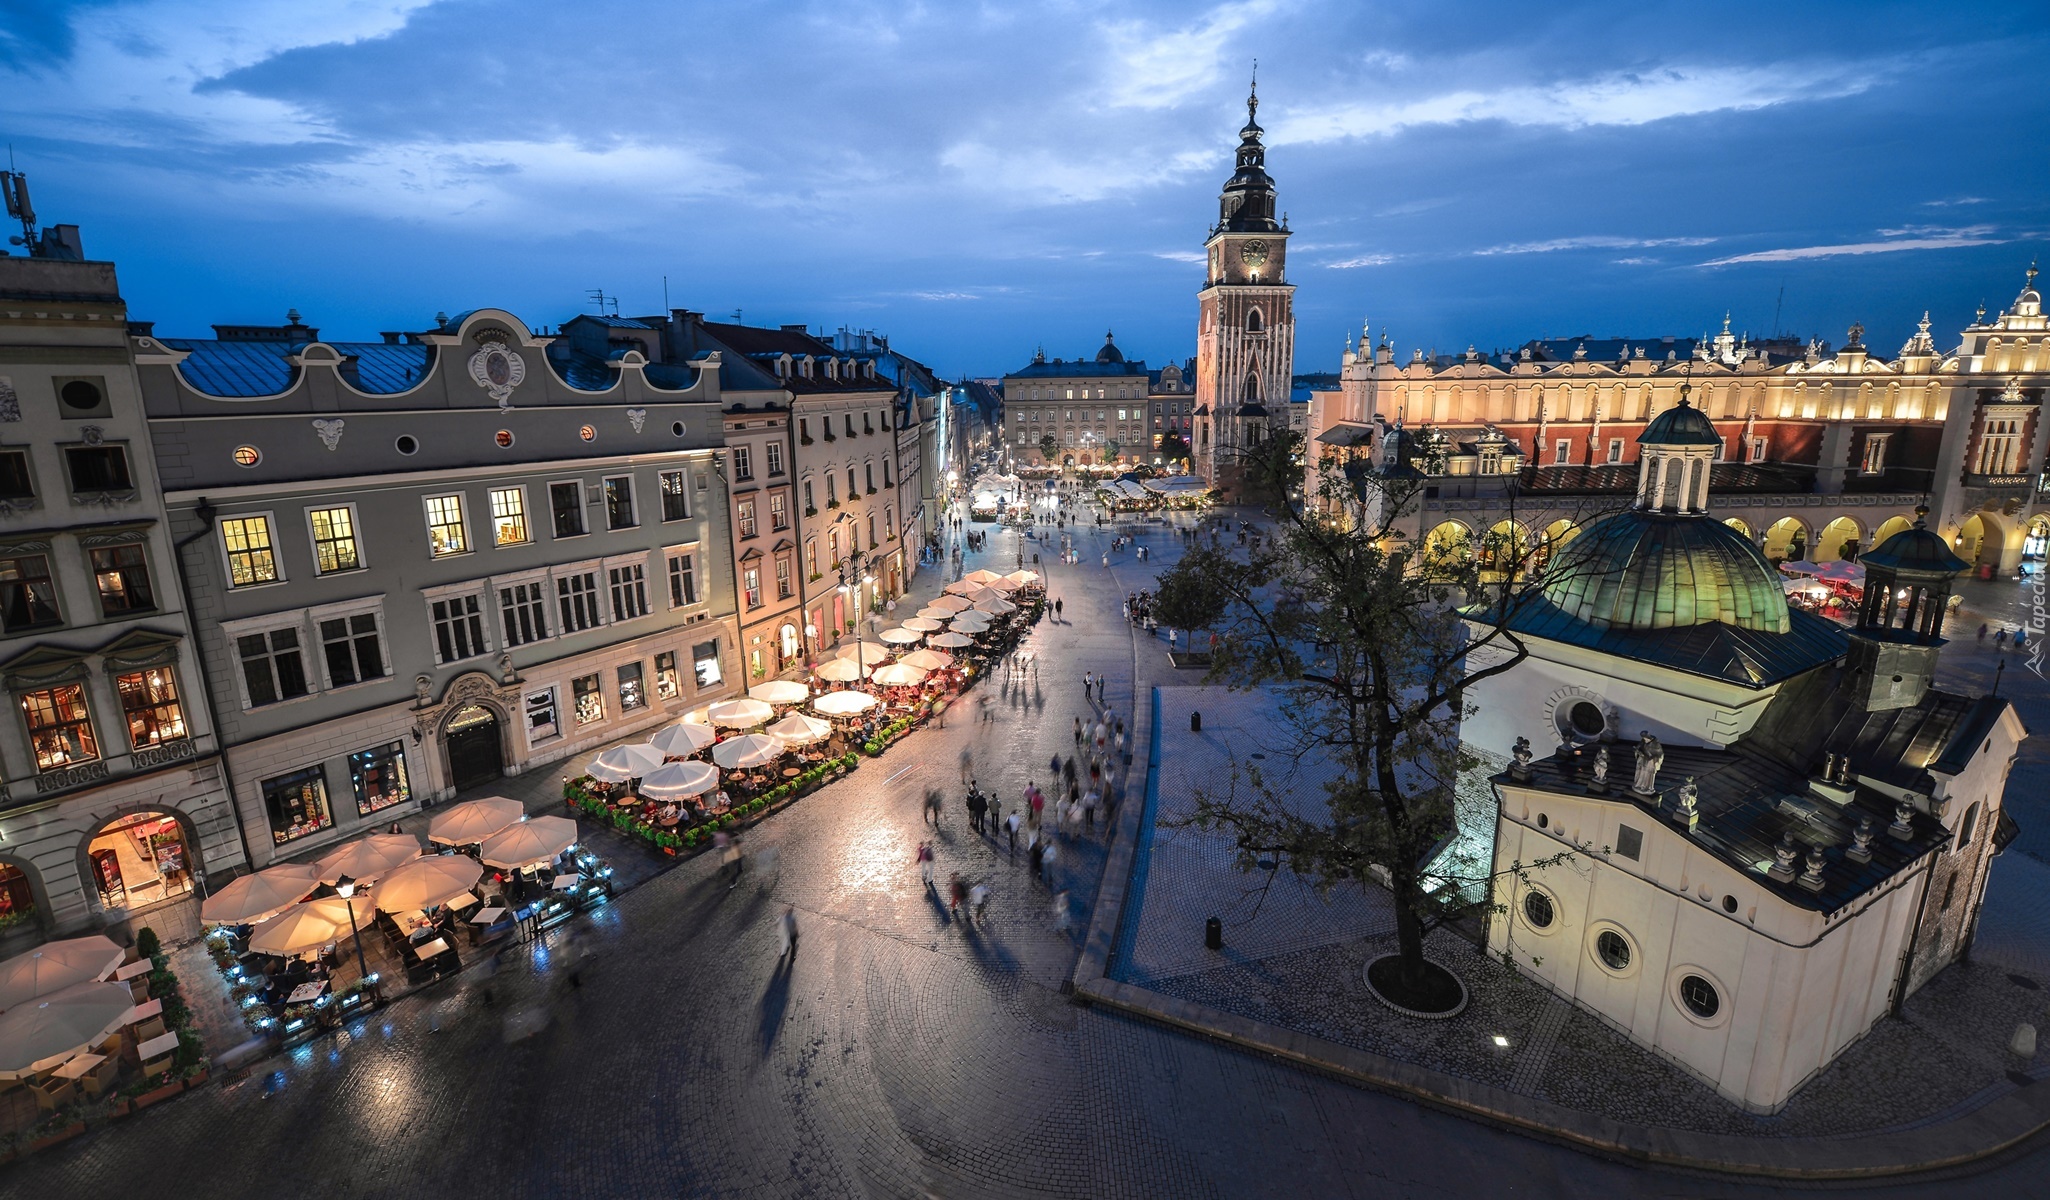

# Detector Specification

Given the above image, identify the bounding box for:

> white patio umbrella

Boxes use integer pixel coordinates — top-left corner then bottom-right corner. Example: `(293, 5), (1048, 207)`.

(900, 648), (953, 670)
(0, 936), (124, 1011)
(982, 575), (1020, 592)
(374, 856), (483, 913)
(200, 863), (320, 926)
(1815, 560), (1866, 583)
(963, 568), (1007, 585)
(1005, 569), (1039, 585)
(589, 742), (667, 782)
(765, 711), (832, 746)
(639, 760), (720, 799)
(299, 895), (375, 933)
(814, 658), (868, 682)
(314, 833), (423, 885)
(916, 605), (958, 621)
(707, 697), (775, 728)
(428, 796), (525, 846)
(944, 578), (986, 596)
(877, 626), (923, 645)
(813, 690), (878, 716)
(248, 902), (354, 956)
(1778, 559), (1821, 576)
(928, 595), (973, 614)
(0, 982), (135, 1080)
(712, 733), (785, 769)
(901, 616), (944, 633)
(836, 642), (889, 668)
(871, 662), (929, 687)
(973, 596), (1016, 615)
(479, 816), (580, 870)
(928, 631), (974, 649)
(948, 613), (992, 634)
(749, 680), (810, 705)
(649, 721), (718, 757)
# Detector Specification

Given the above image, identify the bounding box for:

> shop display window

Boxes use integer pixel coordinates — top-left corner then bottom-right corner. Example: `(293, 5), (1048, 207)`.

(351, 742), (411, 817)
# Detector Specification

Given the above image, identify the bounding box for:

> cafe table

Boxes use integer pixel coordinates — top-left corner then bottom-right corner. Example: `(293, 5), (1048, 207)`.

(552, 873), (579, 891)
(54, 1053), (105, 1080)
(471, 906), (506, 926)
(126, 997), (164, 1025)
(114, 958), (153, 981)
(286, 981), (328, 1005)
(412, 937), (451, 960)
(138, 1030), (181, 1067)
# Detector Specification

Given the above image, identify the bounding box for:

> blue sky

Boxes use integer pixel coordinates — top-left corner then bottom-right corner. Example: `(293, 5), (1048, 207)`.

(3, 0), (2046, 379)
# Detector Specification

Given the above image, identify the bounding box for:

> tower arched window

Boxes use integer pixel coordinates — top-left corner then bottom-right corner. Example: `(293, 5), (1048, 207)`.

(1244, 371), (1261, 402)
(1959, 802), (1981, 849)
(1246, 309), (1264, 333)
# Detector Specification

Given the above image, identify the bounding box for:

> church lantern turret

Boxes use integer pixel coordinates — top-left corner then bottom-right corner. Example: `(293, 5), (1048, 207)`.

(1842, 506), (1970, 712)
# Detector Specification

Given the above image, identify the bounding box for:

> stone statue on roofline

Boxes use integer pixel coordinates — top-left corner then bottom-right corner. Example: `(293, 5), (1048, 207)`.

(1587, 745), (1610, 794)
(1509, 736), (1533, 782)
(1630, 730), (1663, 798)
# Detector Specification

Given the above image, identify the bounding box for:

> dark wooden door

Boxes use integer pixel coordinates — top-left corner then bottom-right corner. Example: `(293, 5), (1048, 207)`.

(445, 711), (503, 791)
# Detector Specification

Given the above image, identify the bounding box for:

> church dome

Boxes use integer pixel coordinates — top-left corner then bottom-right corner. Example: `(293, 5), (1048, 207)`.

(1539, 511), (1790, 634)
(1638, 396), (1721, 446)
(1860, 510), (1969, 576)
(1096, 331), (1124, 364)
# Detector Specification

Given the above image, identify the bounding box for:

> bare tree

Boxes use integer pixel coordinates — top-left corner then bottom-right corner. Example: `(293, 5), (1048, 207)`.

(1154, 428), (1617, 1006)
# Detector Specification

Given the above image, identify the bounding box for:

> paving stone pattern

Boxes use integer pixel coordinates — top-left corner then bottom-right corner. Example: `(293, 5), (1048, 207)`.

(18, 501), (2050, 1198)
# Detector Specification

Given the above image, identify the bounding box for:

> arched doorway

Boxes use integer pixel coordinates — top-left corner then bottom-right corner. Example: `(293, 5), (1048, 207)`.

(1763, 517), (1808, 563)
(444, 704), (504, 792)
(1421, 521), (1473, 575)
(1479, 520), (1529, 575)
(84, 810), (195, 917)
(1957, 513), (2006, 570)
(1535, 520), (1579, 570)
(1872, 514), (1916, 550)
(1816, 516), (1863, 562)
(779, 623), (800, 665)
(1722, 517), (1751, 539)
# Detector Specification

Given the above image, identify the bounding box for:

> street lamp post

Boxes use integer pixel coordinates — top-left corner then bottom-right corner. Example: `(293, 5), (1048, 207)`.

(333, 874), (371, 987)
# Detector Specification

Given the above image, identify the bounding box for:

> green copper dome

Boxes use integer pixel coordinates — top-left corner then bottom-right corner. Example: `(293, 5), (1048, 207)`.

(1540, 511), (1790, 634)
(1638, 397), (1722, 446)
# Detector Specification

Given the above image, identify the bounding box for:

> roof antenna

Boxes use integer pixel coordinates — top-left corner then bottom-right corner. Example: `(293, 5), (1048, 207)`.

(662, 275), (670, 312)
(587, 289), (617, 316)
(2, 146), (38, 254)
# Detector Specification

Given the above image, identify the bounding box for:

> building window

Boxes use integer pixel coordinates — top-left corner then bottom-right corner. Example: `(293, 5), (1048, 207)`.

(659, 470), (690, 521)
(766, 442), (784, 476)
(116, 668), (187, 748)
(306, 507), (362, 574)
(1522, 890), (1555, 929)
(0, 554), (60, 631)
(1605, 438), (1624, 464)
(557, 570), (602, 632)
(666, 552), (697, 608)
(803, 480), (814, 511)
(1678, 974), (1720, 1020)
(550, 481), (586, 538)
(220, 515), (279, 587)
(806, 539), (818, 578)
(738, 498), (758, 539)
(692, 639), (722, 688)
(742, 565), (761, 608)
(262, 766), (332, 846)
(776, 555), (792, 599)
(1977, 418), (2024, 475)
(0, 449), (34, 500)
(431, 593), (489, 663)
(826, 475), (837, 505)
(351, 742), (411, 817)
(489, 487), (530, 546)
(21, 683), (98, 771)
(64, 446), (132, 493)
(867, 512), (877, 548)
(603, 475), (636, 530)
(320, 611), (386, 686)
(525, 687), (559, 743)
(1748, 436), (1767, 463)
(1861, 434), (1891, 476)
(238, 628), (308, 707)
(865, 463), (875, 493)
(770, 492), (788, 531)
(732, 446), (752, 481)
(610, 562), (650, 621)
(884, 505), (895, 539)
(1595, 929), (1632, 972)
(424, 494), (469, 557)
(1554, 439), (1571, 465)
(654, 651), (680, 700)
(572, 673), (603, 726)
(499, 581), (550, 647)
(90, 545), (155, 611)
(618, 661), (646, 712)
(847, 467), (857, 496)
(1615, 825), (1643, 860)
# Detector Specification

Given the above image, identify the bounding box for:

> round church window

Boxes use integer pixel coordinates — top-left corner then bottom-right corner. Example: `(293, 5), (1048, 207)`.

(1568, 701), (1606, 738)
(1679, 974), (1720, 1019)
(1522, 890), (1555, 930)
(1596, 930), (1632, 972)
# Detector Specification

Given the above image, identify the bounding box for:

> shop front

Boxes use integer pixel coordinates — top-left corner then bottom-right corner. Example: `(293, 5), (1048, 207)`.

(83, 809), (196, 922)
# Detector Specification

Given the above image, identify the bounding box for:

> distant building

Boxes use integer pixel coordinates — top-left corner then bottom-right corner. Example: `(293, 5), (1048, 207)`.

(998, 334), (1156, 470)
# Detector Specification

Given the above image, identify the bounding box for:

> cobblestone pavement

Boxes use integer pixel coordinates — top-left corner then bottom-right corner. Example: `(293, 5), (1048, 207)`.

(16, 501), (2050, 1198)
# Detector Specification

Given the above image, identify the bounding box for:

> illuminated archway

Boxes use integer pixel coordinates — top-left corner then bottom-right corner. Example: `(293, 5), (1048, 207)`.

(1421, 521), (1474, 575)
(1722, 517), (1751, 538)
(1816, 516), (1864, 563)
(1871, 514), (1916, 550)
(1763, 516), (1809, 562)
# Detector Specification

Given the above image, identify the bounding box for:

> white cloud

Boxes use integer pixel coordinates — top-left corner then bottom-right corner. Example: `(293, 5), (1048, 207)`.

(1921, 196), (1989, 207)
(1096, 0), (1285, 111)
(1325, 253), (1394, 268)
(1701, 226), (2006, 265)
(1152, 250), (1208, 263)
(908, 291), (979, 302)
(1270, 62), (1882, 144)
(1474, 235), (1713, 256)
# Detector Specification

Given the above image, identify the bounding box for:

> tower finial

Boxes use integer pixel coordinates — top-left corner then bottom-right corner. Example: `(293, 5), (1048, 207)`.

(1248, 60), (1258, 121)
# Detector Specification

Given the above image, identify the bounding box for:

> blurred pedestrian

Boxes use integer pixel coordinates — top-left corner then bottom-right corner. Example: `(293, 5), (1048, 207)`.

(1005, 810), (1022, 853)
(1052, 889), (1072, 934)
(970, 882), (990, 925)
(778, 906), (799, 959)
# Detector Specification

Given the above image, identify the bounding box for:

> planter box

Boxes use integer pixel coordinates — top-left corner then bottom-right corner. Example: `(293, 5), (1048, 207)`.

(28, 1122), (85, 1153)
(183, 1070), (209, 1090)
(133, 1080), (186, 1109)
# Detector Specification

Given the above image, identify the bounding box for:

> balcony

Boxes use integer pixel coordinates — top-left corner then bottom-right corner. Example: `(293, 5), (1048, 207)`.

(1961, 473), (2034, 490)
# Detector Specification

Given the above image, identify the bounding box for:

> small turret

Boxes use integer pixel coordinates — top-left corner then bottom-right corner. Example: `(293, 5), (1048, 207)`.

(1842, 505), (1969, 712)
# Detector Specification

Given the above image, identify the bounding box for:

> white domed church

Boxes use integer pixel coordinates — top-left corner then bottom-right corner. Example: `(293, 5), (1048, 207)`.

(1463, 393), (2026, 1113)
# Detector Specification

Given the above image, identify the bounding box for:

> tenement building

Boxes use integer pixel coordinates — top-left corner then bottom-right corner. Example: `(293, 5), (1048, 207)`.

(1308, 267), (2050, 576)
(999, 334), (1156, 471)
(0, 244), (242, 950)
(133, 308), (743, 868)
(1466, 406), (2023, 1112)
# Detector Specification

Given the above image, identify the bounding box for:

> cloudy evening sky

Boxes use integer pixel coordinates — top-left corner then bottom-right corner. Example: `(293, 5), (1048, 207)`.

(2, 0), (2046, 378)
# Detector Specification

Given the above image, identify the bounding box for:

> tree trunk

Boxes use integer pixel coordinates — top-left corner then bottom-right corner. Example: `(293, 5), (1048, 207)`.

(1389, 865), (1430, 987)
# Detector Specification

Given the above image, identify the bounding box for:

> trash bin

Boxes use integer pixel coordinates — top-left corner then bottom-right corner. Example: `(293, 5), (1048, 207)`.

(1205, 916), (1222, 950)
(1978, 563), (1996, 581)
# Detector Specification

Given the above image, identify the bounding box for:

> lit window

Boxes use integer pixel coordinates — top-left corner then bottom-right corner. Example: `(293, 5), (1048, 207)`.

(1861, 434), (1892, 476)
(743, 565), (761, 608)
(770, 492), (788, 530)
(220, 516), (279, 587)
(692, 639), (722, 688)
(738, 499), (758, 539)
(654, 651), (680, 699)
(572, 673), (603, 725)
(21, 684), (98, 771)
(350, 743), (410, 817)
(490, 487), (530, 546)
(262, 766), (332, 846)
(659, 470), (690, 521)
(618, 660), (647, 711)
(307, 507), (362, 573)
(424, 494), (469, 556)
(117, 668), (187, 748)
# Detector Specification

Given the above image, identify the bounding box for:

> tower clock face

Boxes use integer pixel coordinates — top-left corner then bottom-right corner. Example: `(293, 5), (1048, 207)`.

(1240, 239), (1269, 267)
